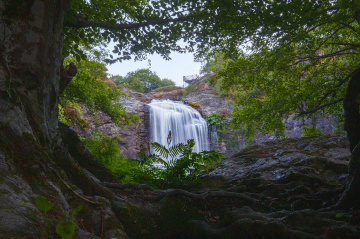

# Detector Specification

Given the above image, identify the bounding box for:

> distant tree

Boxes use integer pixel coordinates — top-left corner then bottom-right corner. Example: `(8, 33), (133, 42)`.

(159, 78), (176, 88)
(125, 69), (161, 93)
(112, 69), (175, 93)
(110, 75), (124, 86)
(200, 54), (227, 76)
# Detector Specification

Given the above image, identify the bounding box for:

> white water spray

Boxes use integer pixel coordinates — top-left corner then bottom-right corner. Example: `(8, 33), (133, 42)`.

(148, 99), (209, 155)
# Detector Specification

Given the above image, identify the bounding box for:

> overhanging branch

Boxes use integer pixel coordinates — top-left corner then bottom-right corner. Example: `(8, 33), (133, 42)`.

(64, 15), (194, 31)
(298, 98), (344, 116)
(297, 65), (360, 116)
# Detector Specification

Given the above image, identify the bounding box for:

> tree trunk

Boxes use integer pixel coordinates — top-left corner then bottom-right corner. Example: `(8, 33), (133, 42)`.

(338, 68), (360, 208)
(0, 0), (65, 143)
(0, 1), (126, 237)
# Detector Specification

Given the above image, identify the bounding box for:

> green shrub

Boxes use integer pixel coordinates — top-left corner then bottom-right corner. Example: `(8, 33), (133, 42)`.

(301, 125), (323, 137)
(81, 128), (119, 164)
(61, 58), (139, 129)
(206, 112), (225, 132)
(81, 129), (142, 183)
(81, 130), (223, 188)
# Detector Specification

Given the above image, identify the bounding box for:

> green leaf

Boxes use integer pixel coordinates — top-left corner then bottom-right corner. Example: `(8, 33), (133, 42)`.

(56, 222), (75, 239)
(35, 196), (53, 213)
(71, 205), (83, 217)
(335, 212), (350, 218)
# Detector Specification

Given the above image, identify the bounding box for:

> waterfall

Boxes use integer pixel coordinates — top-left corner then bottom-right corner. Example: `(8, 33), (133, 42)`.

(148, 99), (209, 156)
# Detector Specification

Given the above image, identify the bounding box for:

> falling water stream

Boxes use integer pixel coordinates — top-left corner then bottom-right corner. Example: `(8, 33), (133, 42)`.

(148, 99), (209, 158)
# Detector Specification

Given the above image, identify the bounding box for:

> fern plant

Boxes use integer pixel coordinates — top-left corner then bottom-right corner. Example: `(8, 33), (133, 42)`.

(139, 139), (223, 188)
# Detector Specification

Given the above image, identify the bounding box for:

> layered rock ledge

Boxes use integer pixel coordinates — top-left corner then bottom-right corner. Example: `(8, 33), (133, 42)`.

(104, 134), (359, 239)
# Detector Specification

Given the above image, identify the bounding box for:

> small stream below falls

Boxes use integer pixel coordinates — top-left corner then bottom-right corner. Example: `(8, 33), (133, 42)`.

(147, 99), (210, 155)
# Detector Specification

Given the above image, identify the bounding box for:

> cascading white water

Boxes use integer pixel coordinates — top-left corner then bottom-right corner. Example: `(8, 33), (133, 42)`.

(148, 99), (209, 156)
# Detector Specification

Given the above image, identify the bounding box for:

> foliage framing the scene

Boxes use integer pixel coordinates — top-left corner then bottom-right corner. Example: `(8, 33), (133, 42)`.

(60, 58), (139, 128)
(198, 1), (360, 139)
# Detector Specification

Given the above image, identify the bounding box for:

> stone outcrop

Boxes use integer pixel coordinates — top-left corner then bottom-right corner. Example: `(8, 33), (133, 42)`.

(75, 87), (150, 159)
(102, 135), (359, 239)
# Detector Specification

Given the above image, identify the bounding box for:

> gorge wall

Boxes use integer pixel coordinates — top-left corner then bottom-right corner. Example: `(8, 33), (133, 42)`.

(75, 79), (336, 159)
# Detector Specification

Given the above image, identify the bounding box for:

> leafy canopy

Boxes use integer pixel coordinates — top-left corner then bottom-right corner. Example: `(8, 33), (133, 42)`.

(63, 0), (360, 66)
(199, 1), (360, 139)
(63, 0), (360, 137)
(65, 0), (339, 61)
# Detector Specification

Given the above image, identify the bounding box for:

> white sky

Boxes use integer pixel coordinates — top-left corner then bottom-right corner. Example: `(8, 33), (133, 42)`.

(106, 52), (203, 87)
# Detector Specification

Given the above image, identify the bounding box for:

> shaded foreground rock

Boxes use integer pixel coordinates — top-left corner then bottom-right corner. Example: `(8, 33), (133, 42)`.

(106, 135), (359, 238)
(0, 118), (357, 238)
(0, 122), (129, 238)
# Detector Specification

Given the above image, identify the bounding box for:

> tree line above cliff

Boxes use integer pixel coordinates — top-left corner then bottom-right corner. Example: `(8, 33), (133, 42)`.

(111, 69), (175, 93)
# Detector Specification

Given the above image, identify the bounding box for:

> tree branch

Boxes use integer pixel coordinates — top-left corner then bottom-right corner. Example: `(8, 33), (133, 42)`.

(313, 25), (347, 53)
(298, 98), (344, 116)
(297, 65), (360, 116)
(64, 15), (194, 31)
(326, 42), (360, 47)
(339, 21), (360, 36)
(294, 48), (360, 64)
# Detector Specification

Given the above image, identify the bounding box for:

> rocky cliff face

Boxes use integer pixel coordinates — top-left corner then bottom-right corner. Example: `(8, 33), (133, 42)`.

(183, 79), (336, 156)
(75, 86), (186, 159)
(76, 79), (336, 159)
